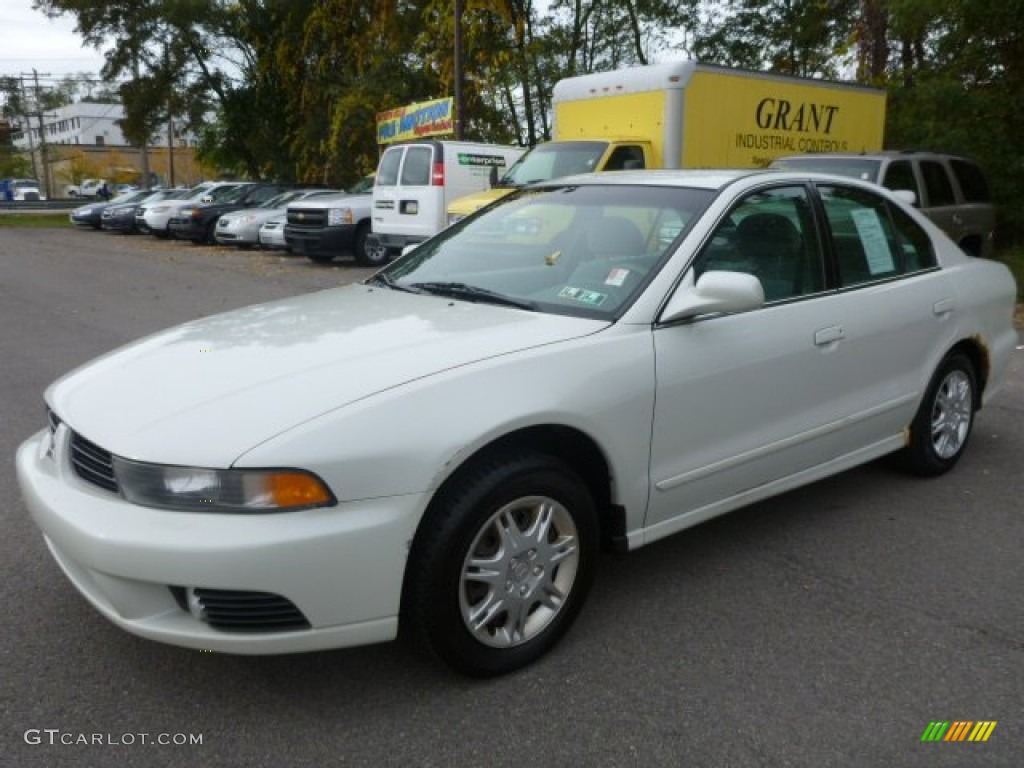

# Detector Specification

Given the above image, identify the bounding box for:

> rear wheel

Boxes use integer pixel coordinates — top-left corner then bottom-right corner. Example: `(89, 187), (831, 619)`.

(901, 352), (977, 476)
(354, 226), (393, 267)
(403, 452), (598, 677)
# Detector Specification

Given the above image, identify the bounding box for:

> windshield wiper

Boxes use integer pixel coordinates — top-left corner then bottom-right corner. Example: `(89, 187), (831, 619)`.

(407, 281), (537, 310)
(366, 272), (421, 294)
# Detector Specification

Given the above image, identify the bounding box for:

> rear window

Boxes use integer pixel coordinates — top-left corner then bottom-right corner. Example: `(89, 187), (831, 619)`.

(771, 157), (882, 182)
(400, 147), (433, 186)
(376, 148), (403, 187)
(949, 159), (991, 202)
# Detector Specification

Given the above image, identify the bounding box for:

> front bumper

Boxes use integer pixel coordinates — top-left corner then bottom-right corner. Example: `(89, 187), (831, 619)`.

(168, 218), (208, 241)
(16, 429), (424, 654)
(284, 224), (355, 257)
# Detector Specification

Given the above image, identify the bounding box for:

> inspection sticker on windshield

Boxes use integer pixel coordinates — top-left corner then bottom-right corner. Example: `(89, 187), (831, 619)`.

(605, 268), (630, 287)
(558, 286), (606, 306)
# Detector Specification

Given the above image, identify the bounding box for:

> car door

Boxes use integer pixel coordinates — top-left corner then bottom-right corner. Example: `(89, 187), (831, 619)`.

(647, 184), (856, 532)
(812, 181), (955, 436)
(916, 159), (963, 243)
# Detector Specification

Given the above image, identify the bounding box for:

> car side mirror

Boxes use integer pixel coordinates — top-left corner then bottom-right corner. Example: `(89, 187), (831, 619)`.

(489, 166), (499, 188)
(891, 189), (917, 206)
(659, 271), (765, 323)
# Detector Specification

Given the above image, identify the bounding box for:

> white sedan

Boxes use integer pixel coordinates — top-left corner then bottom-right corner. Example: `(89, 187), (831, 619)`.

(16, 170), (1018, 676)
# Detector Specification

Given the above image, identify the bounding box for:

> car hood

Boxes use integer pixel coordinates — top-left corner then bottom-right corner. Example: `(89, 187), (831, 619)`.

(288, 193), (369, 210)
(447, 188), (513, 216)
(48, 284), (607, 466)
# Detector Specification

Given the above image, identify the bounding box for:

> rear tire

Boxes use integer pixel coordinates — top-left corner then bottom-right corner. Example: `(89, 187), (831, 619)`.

(403, 452), (598, 677)
(354, 226), (393, 267)
(900, 352), (977, 476)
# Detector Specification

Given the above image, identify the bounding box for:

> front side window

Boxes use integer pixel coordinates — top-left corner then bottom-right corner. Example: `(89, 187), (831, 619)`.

(379, 185), (713, 319)
(691, 186), (824, 303)
(605, 146), (646, 171)
(881, 160), (920, 200)
(819, 184), (935, 286)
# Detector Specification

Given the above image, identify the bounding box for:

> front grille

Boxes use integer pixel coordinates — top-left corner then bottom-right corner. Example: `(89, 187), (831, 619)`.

(287, 208), (327, 227)
(70, 432), (119, 493)
(170, 587), (311, 632)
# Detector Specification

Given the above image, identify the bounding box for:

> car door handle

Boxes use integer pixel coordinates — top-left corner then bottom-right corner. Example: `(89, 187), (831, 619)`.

(814, 325), (845, 346)
(952, 213), (964, 226)
(933, 297), (955, 316)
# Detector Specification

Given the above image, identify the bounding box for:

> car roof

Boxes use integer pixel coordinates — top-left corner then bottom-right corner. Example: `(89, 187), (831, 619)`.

(552, 169), (758, 190)
(775, 151), (975, 162)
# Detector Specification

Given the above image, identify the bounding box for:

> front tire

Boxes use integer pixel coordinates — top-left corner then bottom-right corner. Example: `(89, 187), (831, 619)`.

(403, 452), (598, 677)
(901, 352), (977, 476)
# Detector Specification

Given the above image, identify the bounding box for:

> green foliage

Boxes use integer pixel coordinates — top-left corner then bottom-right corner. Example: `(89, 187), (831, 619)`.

(30, 0), (1024, 244)
(0, 213), (73, 228)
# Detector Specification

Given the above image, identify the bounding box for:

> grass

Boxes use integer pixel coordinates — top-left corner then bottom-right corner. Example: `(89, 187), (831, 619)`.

(0, 213), (73, 228)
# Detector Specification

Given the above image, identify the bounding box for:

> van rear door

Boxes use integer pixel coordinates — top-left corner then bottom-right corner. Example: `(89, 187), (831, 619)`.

(372, 143), (442, 248)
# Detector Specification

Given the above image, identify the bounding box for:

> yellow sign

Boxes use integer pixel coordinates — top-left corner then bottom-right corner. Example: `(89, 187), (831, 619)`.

(377, 97), (454, 145)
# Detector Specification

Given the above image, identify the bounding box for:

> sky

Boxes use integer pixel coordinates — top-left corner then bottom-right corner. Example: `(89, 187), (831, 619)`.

(0, 0), (110, 84)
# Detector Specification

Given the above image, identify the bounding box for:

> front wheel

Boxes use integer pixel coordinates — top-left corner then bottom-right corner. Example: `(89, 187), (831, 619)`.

(901, 352), (977, 476)
(403, 453), (598, 677)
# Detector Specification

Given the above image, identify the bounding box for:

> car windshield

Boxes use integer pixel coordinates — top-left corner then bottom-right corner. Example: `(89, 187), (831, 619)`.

(347, 176), (375, 194)
(771, 157), (883, 183)
(377, 184), (713, 320)
(219, 185), (253, 203)
(499, 142), (609, 187)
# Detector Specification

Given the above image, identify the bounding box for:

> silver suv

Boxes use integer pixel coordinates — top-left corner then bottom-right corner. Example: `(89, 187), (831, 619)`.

(771, 151), (994, 258)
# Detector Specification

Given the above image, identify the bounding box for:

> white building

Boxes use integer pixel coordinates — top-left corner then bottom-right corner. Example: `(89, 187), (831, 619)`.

(11, 101), (197, 149)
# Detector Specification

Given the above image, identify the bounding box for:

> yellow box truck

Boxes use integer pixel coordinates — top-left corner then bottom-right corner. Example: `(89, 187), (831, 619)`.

(447, 61), (885, 221)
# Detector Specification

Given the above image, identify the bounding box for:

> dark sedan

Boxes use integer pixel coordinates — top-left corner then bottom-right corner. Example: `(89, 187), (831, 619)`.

(168, 183), (289, 244)
(69, 190), (151, 230)
(102, 189), (189, 233)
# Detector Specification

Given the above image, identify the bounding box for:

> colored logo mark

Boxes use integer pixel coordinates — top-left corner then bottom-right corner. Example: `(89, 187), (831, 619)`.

(921, 721), (997, 742)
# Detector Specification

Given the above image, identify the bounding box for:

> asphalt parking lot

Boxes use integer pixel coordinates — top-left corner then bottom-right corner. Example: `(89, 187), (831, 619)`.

(1, 227), (1021, 767)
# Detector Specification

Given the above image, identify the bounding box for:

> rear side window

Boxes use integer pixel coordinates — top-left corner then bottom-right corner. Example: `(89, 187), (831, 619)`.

(400, 147), (433, 186)
(377, 148), (403, 187)
(950, 160), (991, 202)
(919, 161), (955, 207)
(819, 184), (935, 286)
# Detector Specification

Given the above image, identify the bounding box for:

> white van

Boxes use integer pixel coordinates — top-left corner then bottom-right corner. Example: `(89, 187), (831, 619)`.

(367, 140), (524, 261)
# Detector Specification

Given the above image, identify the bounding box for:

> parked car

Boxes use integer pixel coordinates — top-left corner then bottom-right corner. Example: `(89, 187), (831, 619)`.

(69, 189), (150, 229)
(66, 178), (107, 198)
(258, 217), (288, 250)
(770, 151), (995, 257)
(138, 182), (245, 238)
(168, 183), (288, 244)
(216, 189), (339, 248)
(284, 176), (376, 264)
(17, 170), (1017, 676)
(2, 178), (45, 201)
(102, 189), (188, 234)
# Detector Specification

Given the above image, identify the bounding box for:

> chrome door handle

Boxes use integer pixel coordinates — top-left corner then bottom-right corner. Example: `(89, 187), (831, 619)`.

(814, 325), (845, 346)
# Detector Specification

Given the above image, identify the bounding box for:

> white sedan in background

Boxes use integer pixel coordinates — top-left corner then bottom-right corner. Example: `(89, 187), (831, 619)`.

(215, 189), (339, 248)
(258, 217), (288, 250)
(17, 170), (1018, 677)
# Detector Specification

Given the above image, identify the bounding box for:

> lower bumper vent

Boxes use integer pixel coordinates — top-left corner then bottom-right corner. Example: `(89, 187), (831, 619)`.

(170, 587), (310, 632)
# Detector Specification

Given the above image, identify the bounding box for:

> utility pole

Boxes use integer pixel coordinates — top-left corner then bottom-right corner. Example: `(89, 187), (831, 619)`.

(132, 57), (150, 189)
(29, 69), (54, 198)
(454, 0), (463, 140)
(16, 75), (39, 181)
(167, 106), (175, 187)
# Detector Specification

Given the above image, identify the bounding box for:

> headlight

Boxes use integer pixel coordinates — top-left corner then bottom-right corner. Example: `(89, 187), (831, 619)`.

(447, 213), (465, 227)
(111, 457), (335, 513)
(79, 208), (94, 215)
(177, 207), (195, 217)
(327, 208), (353, 226)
